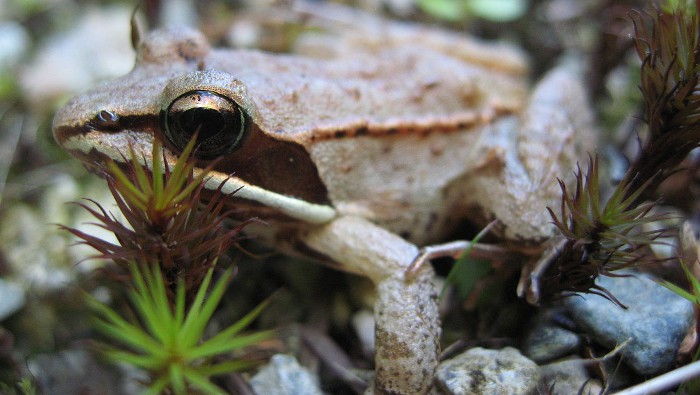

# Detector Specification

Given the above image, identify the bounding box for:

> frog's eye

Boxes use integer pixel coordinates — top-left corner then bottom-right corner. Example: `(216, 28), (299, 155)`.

(163, 90), (246, 158)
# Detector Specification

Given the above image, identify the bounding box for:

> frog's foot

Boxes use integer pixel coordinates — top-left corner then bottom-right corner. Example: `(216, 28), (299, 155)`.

(373, 267), (439, 394)
(301, 215), (440, 394)
(516, 238), (568, 304)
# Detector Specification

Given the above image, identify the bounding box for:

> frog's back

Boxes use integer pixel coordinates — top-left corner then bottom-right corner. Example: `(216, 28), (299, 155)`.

(204, 5), (529, 145)
(201, 9), (534, 245)
(226, 6), (592, 246)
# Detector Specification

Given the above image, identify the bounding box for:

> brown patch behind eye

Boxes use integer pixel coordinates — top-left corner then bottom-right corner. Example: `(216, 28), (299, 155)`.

(202, 125), (331, 206)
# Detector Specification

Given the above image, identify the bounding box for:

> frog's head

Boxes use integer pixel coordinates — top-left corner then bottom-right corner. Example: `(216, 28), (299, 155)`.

(52, 27), (335, 224)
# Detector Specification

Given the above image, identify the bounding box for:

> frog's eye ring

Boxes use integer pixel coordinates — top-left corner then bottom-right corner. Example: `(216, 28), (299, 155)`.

(163, 90), (247, 158)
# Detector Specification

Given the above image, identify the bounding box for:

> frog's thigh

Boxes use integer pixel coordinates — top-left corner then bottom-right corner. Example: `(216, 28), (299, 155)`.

(461, 65), (594, 241)
(301, 216), (440, 394)
(519, 64), (595, 177)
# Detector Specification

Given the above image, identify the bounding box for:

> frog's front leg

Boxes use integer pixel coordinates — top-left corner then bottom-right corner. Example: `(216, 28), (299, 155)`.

(301, 215), (440, 394)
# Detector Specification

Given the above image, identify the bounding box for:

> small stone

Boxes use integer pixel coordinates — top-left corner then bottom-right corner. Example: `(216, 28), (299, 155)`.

(351, 309), (375, 357)
(249, 354), (323, 395)
(28, 348), (121, 395)
(539, 357), (603, 395)
(522, 311), (580, 363)
(564, 271), (694, 375)
(0, 22), (29, 70)
(0, 278), (24, 321)
(19, 6), (134, 105)
(436, 347), (540, 395)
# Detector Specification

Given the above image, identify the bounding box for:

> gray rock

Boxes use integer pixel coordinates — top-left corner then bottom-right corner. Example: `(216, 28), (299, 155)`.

(351, 309), (375, 358)
(435, 347), (540, 395)
(0, 22), (29, 70)
(19, 6), (134, 104)
(539, 358), (602, 395)
(250, 354), (323, 395)
(0, 278), (25, 321)
(564, 271), (694, 375)
(522, 311), (580, 363)
(28, 348), (122, 395)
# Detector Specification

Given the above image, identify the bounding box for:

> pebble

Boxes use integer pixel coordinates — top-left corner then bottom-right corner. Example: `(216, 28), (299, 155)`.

(0, 278), (25, 321)
(249, 354), (324, 395)
(564, 271), (694, 375)
(351, 309), (375, 358)
(539, 357), (603, 395)
(435, 347), (540, 395)
(0, 22), (29, 71)
(522, 310), (581, 363)
(28, 348), (121, 395)
(19, 6), (134, 105)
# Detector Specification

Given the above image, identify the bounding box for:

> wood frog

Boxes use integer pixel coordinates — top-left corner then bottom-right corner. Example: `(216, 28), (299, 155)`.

(52, 5), (595, 394)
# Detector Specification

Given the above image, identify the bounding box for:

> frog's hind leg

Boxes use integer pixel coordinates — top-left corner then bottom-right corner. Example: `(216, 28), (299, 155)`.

(454, 63), (596, 244)
(301, 215), (440, 394)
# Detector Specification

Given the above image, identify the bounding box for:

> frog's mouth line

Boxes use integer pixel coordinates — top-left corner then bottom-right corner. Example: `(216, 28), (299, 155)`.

(60, 132), (337, 225)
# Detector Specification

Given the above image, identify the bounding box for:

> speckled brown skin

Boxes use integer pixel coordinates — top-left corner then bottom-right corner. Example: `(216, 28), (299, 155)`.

(52, 6), (595, 394)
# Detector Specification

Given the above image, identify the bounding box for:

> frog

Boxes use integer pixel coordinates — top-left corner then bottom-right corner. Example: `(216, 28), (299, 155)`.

(52, 4), (595, 394)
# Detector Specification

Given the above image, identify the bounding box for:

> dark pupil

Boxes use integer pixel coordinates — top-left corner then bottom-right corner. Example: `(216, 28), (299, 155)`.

(165, 90), (246, 158)
(176, 107), (226, 140)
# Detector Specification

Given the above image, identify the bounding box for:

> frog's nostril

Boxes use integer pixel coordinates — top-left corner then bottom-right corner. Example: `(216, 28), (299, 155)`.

(92, 110), (121, 130)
